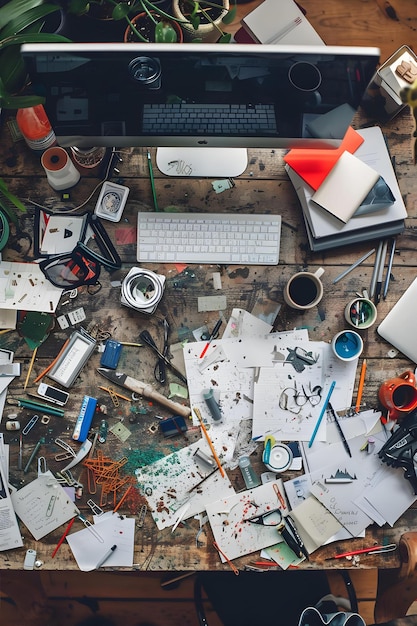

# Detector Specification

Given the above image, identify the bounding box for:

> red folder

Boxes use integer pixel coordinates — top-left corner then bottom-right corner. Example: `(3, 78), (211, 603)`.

(284, 126), (364, 190)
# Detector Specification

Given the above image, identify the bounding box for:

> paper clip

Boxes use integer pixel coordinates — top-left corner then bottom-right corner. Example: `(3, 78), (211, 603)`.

(137, 504), (147, 528)
(54, 438), (76, 462)
(22, 414), (40, 435)
(37, 456), (48, 476)
(78, 513), (104, 543)
(46, 494), (57, 517)
(87, 499), (104, 516)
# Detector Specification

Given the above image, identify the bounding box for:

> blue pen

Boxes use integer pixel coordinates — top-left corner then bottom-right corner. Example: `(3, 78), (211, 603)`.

(308, 380), (336, 448)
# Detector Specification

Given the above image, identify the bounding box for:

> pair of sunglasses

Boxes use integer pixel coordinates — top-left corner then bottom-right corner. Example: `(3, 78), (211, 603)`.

(39, 214), (121, 288)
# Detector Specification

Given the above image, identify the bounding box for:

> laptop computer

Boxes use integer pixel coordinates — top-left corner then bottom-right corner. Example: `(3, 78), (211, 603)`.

(377, 277), (417, 363)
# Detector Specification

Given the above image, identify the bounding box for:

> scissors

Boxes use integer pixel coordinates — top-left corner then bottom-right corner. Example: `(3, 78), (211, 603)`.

(244, 508), (309, 560)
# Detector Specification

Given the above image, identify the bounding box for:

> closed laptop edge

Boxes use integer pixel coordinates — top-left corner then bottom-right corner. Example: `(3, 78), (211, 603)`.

(377, 277), (417, 363)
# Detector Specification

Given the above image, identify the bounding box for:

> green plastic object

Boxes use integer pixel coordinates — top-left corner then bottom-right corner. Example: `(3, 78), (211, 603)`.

(0, 209), (9, 250)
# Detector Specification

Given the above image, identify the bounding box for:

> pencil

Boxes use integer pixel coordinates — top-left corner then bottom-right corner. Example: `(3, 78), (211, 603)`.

(355, 359), (367, 413)
(114, 485), (133, 513)
(147, 150), (159, 212)
(24, 346), (38, 389)
(193, 407), (225, 477)
(33, 337), (70, 383)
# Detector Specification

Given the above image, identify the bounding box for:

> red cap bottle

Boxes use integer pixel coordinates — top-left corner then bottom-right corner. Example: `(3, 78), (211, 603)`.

(16, 105), (57, 154)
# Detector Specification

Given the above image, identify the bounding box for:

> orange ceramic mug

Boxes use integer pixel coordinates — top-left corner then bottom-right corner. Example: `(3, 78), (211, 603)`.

(378, 370), (417, 419)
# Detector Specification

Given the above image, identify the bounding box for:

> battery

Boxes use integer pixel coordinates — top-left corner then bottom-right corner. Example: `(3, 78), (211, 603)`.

(72, 395), (98, 441)
(100, 339), (122, 369)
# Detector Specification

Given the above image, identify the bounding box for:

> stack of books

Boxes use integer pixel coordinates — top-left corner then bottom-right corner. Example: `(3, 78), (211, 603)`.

(285, 126), (407, 251)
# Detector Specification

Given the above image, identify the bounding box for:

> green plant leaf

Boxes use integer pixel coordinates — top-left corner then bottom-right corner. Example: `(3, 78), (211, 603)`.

(0, 31), (71, 53)
(190, 14), (200, 30)
(155, 20), (178, 43)
(0, 178), (26, 216)
(218, 32), (231, 43)
(0, 0), (45, 31)
(67, 0), (90, 15)
(0, 4), (61, 39)
(221, 4), (236, 25)
(112, 2), (131, 20)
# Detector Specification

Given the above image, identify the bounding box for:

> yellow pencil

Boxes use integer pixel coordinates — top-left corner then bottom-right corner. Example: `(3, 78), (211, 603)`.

(355, 358), (367, 413)
(193, 407), (225, 478)
(24, 346), (38, 389)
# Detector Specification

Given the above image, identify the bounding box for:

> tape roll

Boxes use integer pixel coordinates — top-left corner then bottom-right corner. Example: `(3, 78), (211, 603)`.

(264, 443), (293, 473)
(121, 267), (165, 314)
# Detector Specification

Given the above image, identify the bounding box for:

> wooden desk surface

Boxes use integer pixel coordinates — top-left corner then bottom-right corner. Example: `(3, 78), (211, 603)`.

(1, 0), (417, 572)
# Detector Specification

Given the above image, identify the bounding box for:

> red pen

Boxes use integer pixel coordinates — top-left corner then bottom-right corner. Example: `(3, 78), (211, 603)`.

(199, 319), (223, 358)
(52, 516), (75, 558)
(328, 543), (396, 559)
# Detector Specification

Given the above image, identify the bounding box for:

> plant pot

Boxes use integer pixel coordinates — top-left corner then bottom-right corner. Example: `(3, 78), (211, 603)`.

(172, 0), (230, 43)
(124, 11), (184, 43)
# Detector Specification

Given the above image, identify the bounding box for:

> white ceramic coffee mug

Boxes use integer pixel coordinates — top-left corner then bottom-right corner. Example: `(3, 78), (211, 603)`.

(284, 267), (325, 310)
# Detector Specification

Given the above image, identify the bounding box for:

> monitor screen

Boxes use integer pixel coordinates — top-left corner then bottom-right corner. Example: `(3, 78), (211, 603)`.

(21, 43), (380, 150)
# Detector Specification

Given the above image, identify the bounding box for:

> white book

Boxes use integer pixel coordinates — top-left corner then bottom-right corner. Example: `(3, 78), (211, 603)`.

(311, 151), (380, 224)
(287, 126), (408, 239)
(241, 0), (325, 46)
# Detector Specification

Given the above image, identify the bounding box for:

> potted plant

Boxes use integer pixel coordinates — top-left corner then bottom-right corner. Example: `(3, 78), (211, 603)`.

(172, 0), (231, 43)
(124, 10), (183, 43)
(0, 0), (71, 110)
(67, 0), (236, 44)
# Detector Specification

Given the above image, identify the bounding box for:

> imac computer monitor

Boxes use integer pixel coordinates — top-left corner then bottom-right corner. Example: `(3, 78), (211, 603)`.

(21, 43), (380, 177)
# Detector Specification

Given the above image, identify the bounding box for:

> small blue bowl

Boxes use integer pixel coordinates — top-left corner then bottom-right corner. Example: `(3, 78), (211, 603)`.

(332, 330), (363, 361)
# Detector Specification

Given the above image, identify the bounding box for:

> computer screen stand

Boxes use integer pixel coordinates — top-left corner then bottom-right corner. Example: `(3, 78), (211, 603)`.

(156, 147), (248, 178)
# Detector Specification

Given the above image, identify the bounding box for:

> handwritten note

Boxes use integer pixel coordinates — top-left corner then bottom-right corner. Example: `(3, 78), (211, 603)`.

(11, 471), (78, 540)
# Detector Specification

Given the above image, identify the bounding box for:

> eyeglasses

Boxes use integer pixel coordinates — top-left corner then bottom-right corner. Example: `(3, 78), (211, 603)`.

(244, 508), (308, 560)
(39, 248), (101, 288)
(244, 508), (285, 527)
(279, 383), (322, 415)
(39, 214), (121, 289)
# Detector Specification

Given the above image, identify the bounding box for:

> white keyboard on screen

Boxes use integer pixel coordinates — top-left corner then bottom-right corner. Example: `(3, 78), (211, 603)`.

(136, 212), (281, 265)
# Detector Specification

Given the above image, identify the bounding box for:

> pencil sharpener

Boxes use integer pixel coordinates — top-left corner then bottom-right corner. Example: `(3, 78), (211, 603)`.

(121, 267), (166, 315)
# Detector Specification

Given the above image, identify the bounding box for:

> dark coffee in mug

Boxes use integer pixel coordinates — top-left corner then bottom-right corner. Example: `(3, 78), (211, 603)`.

(288, 275), (318, 307)
(392, 385), (416, 409)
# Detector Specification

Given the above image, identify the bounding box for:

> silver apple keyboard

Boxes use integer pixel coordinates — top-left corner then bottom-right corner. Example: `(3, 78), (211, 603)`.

(136, 212), (281, 265)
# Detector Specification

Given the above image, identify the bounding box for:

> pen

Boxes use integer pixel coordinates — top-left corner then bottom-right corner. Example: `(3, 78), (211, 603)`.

(199, 319), (223, 359)
(285, 514), (309, 560)
(23, 438), (43, 474)
(18, 433), (23, 470)
(328, 402), (351, 457)
(374, 239), (388, 304)
(355, 359), (367, 413)
(308, 381), (336, 448)
(95, 544), (117, 569)
(52, 516), (75, 558)
(369, 240), (384, 299)
(383, 237), (396, 299)
(326, 543), (397, 560)
(147, 150), (159, 212)
(333, 248), (375, 284)
(18, 398), (65, 417)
